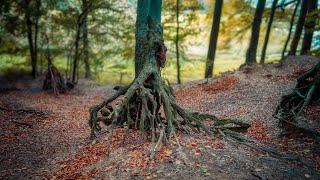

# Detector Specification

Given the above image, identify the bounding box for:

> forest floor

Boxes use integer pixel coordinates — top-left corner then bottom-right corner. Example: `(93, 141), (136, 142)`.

(0, 55), (319, 180)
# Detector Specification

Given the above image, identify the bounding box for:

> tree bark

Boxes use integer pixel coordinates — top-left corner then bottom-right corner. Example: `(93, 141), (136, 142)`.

(24, 0), (40, 79)
(205, 0), (223, 78)
(83, 16), (91, 79)
(72, 0), (91, 83)
(245, 0), (266, 65)
(134, 0), (162, 76)
(72, 19), (81, 84)
(281, 0), (300, 59)
(89, 0), (249, 142)
(260, 0), (278, 64)
(288, 0), (309, 55)
(34, 0), (40, 76)
(175, 0), (181, 84)
(25, 12), (36, 78)
(301, 0), (318, 55)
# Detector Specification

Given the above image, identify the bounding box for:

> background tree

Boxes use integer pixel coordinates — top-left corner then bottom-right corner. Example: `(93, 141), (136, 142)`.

(205, 0), (223, 78)
(175, 0), (181, 84)
(162, 0), (201, 83)
(83, 17), (91, 78)
(22, 0), (42, 78)
(1, 0), (318, 85)
(281, 0), (300, 59)
(260, 0), (278, 64)
(71, 0), (91, 84)
(0, 0), (134, 83)
(245, 0), (266, 65)
(217, 1), (254, 49)
(288, 0), (309, 55)
(301, 0), (318, 55)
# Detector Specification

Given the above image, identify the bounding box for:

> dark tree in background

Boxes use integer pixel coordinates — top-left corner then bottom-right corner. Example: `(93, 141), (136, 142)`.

(72, 0), (91, 84)
(301, 0), (318, 55)
(175, 0), (181, 84)
(288, 0), (309, 55)
(0, 0), (132, 84)
(23, 0), (42, 78)
(83, 16), (91, 79)
(205, 0), (223, 78)
(245, 0), (266, 65)
(282, 0), (300, 59)
(260, 0), (278, 64)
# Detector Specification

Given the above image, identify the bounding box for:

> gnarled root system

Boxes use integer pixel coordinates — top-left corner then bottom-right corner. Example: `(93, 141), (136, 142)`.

(88, 62), (250, 144)
(274, 62), (320, 137)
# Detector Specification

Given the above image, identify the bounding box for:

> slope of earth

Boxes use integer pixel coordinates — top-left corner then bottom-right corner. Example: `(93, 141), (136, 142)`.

(0, 55), (319, 179)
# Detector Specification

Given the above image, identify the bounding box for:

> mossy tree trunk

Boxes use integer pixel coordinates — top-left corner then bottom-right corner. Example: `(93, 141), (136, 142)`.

(89, 0), (249, 142)
(245, 0), (266, 65)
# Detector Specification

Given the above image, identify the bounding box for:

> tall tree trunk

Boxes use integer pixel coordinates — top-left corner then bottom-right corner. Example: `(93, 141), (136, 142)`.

(281, 0), (300, 59)
(72, 0), (91, 83)
(134, 0), (162, 76)
(288, 0), (309, 55)
(72, 17), (82, 84)
(25, 1), (37, 79)
(245, 0), (266, 65)
(204, 0), (223, 78)
(26, 14), (36, 78)
(89, 0), (249, 141)
(175, 0), (181, 84)
(134, 0), (150, 76)
(83, 16), (91, 79)
(301, 0), (318, 55)
(33, 0), (41, 77)
(260, 0), (278, 64)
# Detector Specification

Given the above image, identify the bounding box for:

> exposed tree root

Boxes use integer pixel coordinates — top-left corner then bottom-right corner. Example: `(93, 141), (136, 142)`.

(89, 17), (249, 158)
(88, 61), (250, 144)
(11, 119), (33, 128)
(0, 105), (50, 117)
(274, 62), (320, 137)
(220, 130), (318, 171)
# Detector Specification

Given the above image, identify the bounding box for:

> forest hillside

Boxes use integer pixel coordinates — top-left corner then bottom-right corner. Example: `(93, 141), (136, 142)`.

(1, 56), (320, 179)
(0, 0), (319, 179)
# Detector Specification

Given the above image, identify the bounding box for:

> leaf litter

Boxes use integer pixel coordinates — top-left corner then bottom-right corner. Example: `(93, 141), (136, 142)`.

(0, 56), (319, 179)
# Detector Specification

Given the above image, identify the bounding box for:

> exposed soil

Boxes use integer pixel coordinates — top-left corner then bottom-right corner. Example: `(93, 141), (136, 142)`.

(0, 55), (319, 179)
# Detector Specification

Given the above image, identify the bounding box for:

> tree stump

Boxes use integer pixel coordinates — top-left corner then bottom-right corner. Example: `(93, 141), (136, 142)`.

(43, 64), (67, 96)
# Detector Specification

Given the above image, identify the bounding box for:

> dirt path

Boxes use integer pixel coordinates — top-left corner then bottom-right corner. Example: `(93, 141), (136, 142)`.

(0, 56), (319, 179)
